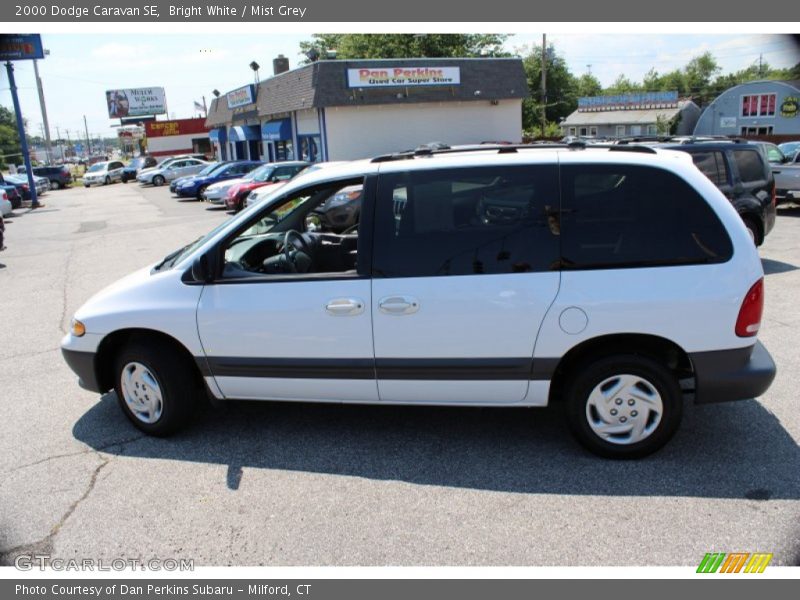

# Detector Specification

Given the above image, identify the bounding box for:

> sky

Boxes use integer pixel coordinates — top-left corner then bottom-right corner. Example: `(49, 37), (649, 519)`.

(1, 33), (798, 142)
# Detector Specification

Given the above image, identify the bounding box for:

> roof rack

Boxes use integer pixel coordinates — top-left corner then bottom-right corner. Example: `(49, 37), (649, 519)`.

(617, 135), (747, 145)
(370, 141), (656, 162)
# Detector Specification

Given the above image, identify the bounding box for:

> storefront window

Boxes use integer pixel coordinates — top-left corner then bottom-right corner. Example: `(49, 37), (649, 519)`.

(299, 135), (322, 162)
(742, 94), (776, 117)
(274, 140), (294, 161)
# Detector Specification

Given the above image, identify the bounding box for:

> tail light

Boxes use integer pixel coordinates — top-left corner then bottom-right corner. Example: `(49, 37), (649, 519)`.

(736, 278), (764, 337)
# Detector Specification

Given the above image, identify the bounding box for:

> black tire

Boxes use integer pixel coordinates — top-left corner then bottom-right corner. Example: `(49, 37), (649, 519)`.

(113, 341), (198, 436)
(565, 354), (682, 459)
(51, 180), (61, 190)
(152, 175), (165, 187)
(196, 184), (208, 200)
(122, 177), (128, 184)
(742, 216), (762, 246)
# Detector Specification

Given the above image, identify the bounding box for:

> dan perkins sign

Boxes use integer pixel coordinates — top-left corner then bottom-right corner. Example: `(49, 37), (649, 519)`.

(347, 67), (461, 88)
(227, 84), (256, 109)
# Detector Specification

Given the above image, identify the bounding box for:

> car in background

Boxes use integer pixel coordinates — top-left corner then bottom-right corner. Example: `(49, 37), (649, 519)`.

(749, 141), (800, 205)
(224, 161), (309, 212)
(778, 141), (800, 161)
(656, 140), (776, 245)
(4, 173), (49, 199)
(174, 161), (263, 200)
(18, 165), (72, 189)
(169, 162), (220, 195)
(137, 157), (211, 186)
(305, 184), (364, 233)
(244, 161), (348, 208)
(195, 176), (243, 204)
(120, 156), (158, 183)
(83, 161), (125, 187)
(1, 190), (12, 217)
(0, 175), (23, 209)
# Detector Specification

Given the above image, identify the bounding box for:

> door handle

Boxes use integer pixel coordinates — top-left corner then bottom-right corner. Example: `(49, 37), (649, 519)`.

(379, 296), (420, 315)
(325, 298), (365, 316)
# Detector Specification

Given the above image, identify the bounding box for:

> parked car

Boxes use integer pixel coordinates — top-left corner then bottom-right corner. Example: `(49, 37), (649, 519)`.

(120, 156), (158, 183)
(4, 173), (49, 199)
(194, 176), (243, 204)
(749, 141), (800, 205)
(777, 141), (800, 161)
(0, 190), (11, 216)
(83, 161), (125, 187)
(61, 144), (776, 459)
(169, 162), (220, 195)
(172, 161), (263, 199)
(224, 161), (309, 212)
(0, 177), (23, 209)
(0, 212), (4, 251)
(137, 158), (212, 187)
(244, 162), (347, 209)
(656, 140), (776, 245)
(18, 165), (72, 189)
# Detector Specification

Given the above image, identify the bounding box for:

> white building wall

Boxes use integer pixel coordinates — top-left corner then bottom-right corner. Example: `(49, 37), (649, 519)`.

(295, 108), (321, 135)
(147, 133), (209, 155)
(323, 100), (523, 160)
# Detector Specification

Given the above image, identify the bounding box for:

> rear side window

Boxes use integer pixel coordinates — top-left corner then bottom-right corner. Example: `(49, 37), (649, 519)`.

(691, 151), (729, 186)
(560, 164), (732, 269)
(732, 150), (766, 183)
(373, 165), (560, 277)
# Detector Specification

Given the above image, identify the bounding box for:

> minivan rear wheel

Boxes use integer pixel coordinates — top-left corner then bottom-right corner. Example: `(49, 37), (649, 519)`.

(565, 354), (682, 459)
(113, 341), (197, 436)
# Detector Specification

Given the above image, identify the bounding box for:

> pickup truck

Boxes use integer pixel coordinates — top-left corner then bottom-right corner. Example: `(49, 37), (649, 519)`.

(755, 141), (800, 204)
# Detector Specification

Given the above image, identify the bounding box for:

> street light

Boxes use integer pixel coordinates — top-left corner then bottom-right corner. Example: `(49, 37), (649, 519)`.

(212, 89), (220, 97)
(249, 60), (260, 84)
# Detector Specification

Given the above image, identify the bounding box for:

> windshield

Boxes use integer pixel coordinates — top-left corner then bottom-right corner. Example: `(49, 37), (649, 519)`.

(247, 165), (276, 183)
(154, 217), (234, 271)
(197, 163), (220, 176)
(129, 158), (144, 168)
(87, 163), (107, 173)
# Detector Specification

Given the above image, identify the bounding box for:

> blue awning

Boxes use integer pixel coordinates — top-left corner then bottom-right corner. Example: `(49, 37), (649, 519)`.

(261, 119), (292, 141)
(209, 128), (227, 143)
(228, 125), (261, 142)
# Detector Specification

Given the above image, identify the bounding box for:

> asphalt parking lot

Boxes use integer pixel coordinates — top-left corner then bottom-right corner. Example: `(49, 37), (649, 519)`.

(0, 182), (798, 567)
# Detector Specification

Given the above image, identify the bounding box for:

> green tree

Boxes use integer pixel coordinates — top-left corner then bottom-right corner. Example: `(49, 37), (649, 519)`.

(0, 106), (22, 169)
(520, 43), (578, 134)
(575, 73), (602, 98)
(606, 74), (642, 94)
(299, 34), (511, 62)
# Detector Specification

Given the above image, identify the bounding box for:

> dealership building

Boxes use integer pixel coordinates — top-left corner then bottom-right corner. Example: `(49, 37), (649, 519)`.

(144, 118), (212, 157)
(561, 92), (700, 138)
(693, 80), (800, 137)
(205, 57), (528, 163)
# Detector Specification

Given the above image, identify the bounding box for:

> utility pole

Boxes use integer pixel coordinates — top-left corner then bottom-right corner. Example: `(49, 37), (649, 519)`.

(202, 95), (208, 117)
(33, 56), (53, 164)
(55, 125), (64, 161)
(541, 33), (547, 138)
(83, 115), (91, 156)
(5, 61), (39, 208)
(758, 53), (764, 77)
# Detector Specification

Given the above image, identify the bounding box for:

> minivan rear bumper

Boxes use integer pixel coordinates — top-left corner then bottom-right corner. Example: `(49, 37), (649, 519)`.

(690, 341), (776, 404)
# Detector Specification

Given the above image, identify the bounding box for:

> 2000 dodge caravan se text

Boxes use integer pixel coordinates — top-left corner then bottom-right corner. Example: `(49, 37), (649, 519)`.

(61, 144), (777, 458)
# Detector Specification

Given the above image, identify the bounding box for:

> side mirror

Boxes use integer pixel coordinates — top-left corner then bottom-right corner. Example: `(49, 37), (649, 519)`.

(191, 254), (214, 283)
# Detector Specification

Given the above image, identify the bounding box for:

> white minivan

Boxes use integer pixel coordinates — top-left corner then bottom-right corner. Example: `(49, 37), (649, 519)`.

(62, 145), (776, 458)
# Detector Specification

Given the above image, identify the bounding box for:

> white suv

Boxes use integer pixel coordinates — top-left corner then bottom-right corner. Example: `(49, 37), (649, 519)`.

(61, 145), (776, 458)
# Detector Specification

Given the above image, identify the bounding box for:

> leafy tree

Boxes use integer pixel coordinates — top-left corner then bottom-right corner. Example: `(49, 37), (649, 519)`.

(0, 106), (22, 169)
(299, 34), (511, 62)
(606, 74), (641, 94)
(575, 73), (602, 98)
(520, 43), (578, 133)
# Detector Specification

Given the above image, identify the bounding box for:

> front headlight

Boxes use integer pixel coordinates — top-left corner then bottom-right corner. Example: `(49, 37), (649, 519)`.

(70, 318), (86, 337)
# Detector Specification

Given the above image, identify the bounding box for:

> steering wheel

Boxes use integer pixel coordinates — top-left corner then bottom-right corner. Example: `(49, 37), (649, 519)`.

(283, 229), (312, 266)
(341, 223), (359, 235)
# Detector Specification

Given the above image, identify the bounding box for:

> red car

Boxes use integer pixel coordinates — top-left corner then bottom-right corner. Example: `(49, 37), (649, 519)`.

(224, 161), (309, 212)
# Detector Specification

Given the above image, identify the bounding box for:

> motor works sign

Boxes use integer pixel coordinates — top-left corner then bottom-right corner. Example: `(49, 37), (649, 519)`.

(347, 66), (461, 88)
(145, 118), (209, 138)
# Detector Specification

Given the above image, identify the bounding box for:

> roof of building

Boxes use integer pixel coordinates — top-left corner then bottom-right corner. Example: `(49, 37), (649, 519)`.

(206, 58), (528, 128)
(561, 100), (697, 127)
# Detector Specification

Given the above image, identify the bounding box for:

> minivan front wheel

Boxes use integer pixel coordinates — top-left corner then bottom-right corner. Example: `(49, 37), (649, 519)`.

(113, 342), (197, 435)
(565, 355), (682, 459)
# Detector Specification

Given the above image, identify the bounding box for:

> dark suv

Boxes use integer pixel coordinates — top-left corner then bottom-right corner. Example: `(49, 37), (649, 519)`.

(18, 165), (72, 189)
(120, 155), (158, 183)
(655, 140), (777, 245)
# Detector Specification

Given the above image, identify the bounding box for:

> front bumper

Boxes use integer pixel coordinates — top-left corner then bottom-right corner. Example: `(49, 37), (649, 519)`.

(690, 341), (776, 404)
(61, 348), (104, 393)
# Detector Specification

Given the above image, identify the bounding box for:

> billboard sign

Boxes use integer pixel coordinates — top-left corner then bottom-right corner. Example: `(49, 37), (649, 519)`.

(0, 34), (44, 61)
(145, 118), (209, 138)
(227, 84), (256, 109)
(347, 66), (461, 88)
(578, 91), (679, 111)
(105, 87), (166, 118)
